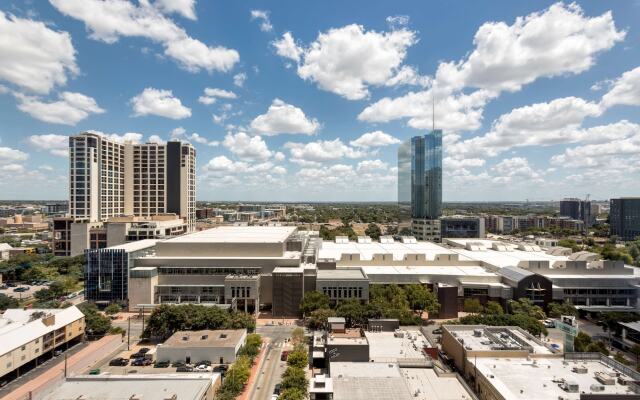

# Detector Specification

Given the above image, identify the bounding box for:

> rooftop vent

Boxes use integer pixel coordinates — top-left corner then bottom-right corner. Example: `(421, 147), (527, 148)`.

(201, 335), (208, 340)
(220, 333), (227, 339)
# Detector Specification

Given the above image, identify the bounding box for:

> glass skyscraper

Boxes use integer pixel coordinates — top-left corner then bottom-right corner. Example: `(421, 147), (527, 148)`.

(398, 130), (443, 220)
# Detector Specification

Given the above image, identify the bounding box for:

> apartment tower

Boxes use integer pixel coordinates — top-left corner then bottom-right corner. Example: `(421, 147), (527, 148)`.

(69, 132), (196, 230)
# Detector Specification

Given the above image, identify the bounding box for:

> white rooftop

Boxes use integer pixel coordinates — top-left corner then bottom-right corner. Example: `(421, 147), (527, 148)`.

(318, 240), (462, 262)
(401, 368), (474, 400)
(365, 329), (430, 362)
(39, 374), (219, 400)
(445, 325), (552, 354)
(475, 357), (638, 400)
(163, 226), (296, 244)
(107, 239), (158, 252)
(330, 362), (413, 400)
(0, 306), (84, 356)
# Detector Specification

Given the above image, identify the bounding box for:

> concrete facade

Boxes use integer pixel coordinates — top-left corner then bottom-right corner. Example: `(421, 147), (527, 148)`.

(156, 329), (247, 364)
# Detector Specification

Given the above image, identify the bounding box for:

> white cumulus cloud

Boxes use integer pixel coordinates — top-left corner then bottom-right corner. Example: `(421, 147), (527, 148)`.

(16, 92), (105, 125)
(131, 88), (191, 119)
(250, 10), (272, 32)
(250, 99), (320, 136)
(350, 131), (400, 148)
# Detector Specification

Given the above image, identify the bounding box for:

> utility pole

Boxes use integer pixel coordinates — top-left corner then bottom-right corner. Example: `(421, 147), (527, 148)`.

(64, 353), (68, 378)
(127, 316), (131, 350)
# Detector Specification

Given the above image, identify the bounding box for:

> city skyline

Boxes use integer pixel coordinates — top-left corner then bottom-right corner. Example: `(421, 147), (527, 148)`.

(0, 1), (639, 201)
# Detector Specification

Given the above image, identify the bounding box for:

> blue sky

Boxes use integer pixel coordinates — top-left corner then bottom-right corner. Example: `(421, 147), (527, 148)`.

(0, 0), (639, 201)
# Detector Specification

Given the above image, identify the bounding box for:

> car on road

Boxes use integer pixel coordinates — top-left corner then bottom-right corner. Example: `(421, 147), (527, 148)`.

(176, 366), (193, 372)
(280, 351), (290, 361)
(109, 358), (129, 366)
(13, 287), (29, 292)
(88, 369), (100, 375)
(432, 328), (443, 335)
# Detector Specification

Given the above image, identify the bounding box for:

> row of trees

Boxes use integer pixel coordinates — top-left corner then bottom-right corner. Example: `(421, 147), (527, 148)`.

(301, 284), (440, 330)
(142, 304), (256, 340)
(216, 355), (252, 400)
(459, 298), (549, 336)
(278, 328), (309, 400)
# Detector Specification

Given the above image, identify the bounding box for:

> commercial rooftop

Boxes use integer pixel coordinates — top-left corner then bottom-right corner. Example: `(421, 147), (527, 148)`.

(0, 306), (84, 356)
(330, 362), (413, 400)
(317, 268), (367, 280)
(162, 329), (246, 348)
(39, 374), (219, 400)
(475, 357), (639, 400)
(444, 325), (552, 354)
(401, 368), (474, 400)
(163, 226), (296, 244)
(365, 329), (430, 362)
(106, 239), (158, 252)
(318, 240), (463, 262)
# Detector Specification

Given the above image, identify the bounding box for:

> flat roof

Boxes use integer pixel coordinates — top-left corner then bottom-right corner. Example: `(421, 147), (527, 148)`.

(365, 329), (430, 362)
(317, 268), (367, 280)
(318, 240), (464, 262)
(106, 239), (158, 252)
(39, 374), (218, 400)
(361, 265), (496, 277)
(443, 325), (552, 354)
(162, 226), (296, 244)
(162, 329), (246, 348)
(400, 368), (473, 400)
(330, 362), (413, 400)
(475, 357), (638, 400)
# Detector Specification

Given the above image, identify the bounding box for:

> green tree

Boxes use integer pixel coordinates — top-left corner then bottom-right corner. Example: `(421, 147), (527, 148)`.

(586, 341), (609, 356)
(547, 301), (577, 318)
(463, 298), (483, 314)
(104, 303), (121, 316)
(78, 303), (112, 338)
(364, 223), (382, 240)
(286, 350), (309, 369)
(300, 291), (330, 316)
(574, 331), (592, 352)
(336, 299), (366, 327)
(484, 301), (504, 315)
(0, 293), (19, 311)
(281, 367), (308, 392)
(239, 333), (262, 361)
(404, 284), (440, 316)
(305, 308), (336, 330)
(614, 352), (629, 365)
(278, 387), (306, 400)
(291, 327), (305, 346)
(508, 298), (545, 320)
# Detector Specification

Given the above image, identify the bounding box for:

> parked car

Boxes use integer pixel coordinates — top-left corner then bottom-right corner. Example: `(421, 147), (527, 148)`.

(13, 287), (28, 292)
(131, 358), (152, 366)
(544, 319), (555, 328)
(6, 283), (16, 288)
(138, 347), (150, 354)
(109, 358), (129, 366)
(274, 383), (281, 395)
(176, 366), (193, 372)
(432, 328), (443, 335)
(154, 361), (170, 368)
(54, 350), (63, 357)
(130, 352), (145, 359)
(213, 365), (228, 374)
(280, 351), (290, 361)
(88, 369), (100, 375)
(195, 364), (212, 372)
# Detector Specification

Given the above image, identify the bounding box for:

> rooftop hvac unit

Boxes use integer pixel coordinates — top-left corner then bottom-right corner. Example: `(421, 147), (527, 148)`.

(473, 329), (482, 337)
(572, 366), (588, 374)
(560, 381), (579, 393)
(590, 384), (605, 392)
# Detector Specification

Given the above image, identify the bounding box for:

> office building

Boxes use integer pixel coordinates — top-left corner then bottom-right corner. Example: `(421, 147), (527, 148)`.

(0, 306), (85, 380)
(440, 215), (485, 239)
(84, 240), (158, 304)
(43, 202), (68, 215)
(610, 197), (640, 241)
(39, 374), (221, 400)
(398, 131), (442, 241)
(560, 197), (593, 228)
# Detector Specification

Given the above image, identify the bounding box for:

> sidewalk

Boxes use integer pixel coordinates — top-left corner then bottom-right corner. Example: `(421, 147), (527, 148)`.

(238, 338), (270, 400)
(2, 335), (123, 400)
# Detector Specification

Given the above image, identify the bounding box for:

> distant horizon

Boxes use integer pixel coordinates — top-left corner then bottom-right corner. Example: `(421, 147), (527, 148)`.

(0, 199), (614, 204)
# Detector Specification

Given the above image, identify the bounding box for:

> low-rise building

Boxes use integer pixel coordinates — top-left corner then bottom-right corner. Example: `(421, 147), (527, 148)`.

(156, 329), (247, 365)
(0, 306), (85, 379)
(39, 374), (220, 400)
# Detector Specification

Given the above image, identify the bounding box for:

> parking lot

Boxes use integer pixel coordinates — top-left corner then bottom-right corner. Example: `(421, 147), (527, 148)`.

(0, 283), (49, 300)
(93, 342), (229, 376)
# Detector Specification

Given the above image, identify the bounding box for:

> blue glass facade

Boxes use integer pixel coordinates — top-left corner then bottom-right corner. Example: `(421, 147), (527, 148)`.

(398, 130), (442, 219)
